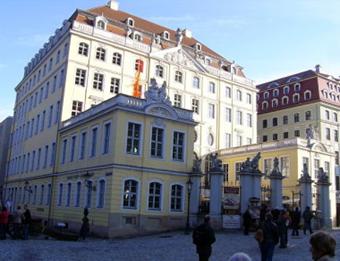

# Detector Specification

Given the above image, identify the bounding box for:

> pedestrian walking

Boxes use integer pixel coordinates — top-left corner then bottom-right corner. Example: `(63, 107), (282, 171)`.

(12, 206), (23, 239)
(22, 204), (32, 240)
(192, 215), (216, 261)
(310, 231), (336, 261)
(79, 208), (90, 240)
(255, 212), (279, 261)
(278, 210), (289, 248)
(259, 204), (267, 224)
(303, 206), (313, 235)
(0, 207), (9, 240)
(243, 207), (252, 235)
(291, 207), (301, 236)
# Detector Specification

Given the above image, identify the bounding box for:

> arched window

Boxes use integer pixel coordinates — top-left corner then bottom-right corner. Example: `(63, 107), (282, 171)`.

(209, 82), (216, 94)
(112, 52), (122, 66)
(208, 133), (214, 146)
(193, 77), (200, 89)
(263, 92), (269, 99)
(123, 179), (138, 209)
(170, 184), (183, 211)
(85, 180), (93, 208)
(294, 83), (301, 92)
(273, 89), (279, 97)
(156, 65), (164, 78)
(75, 181), (81, 207)
(175, 71), (183, 83)
(40, 185), (44, 205)
(78, 42), (89, 56)
(282, 96), (289, 105)
(96, 47), (106, 61)
(97, 20), (105, 30)
(162, 31), (170, 40)
(135, 59), (144, 72)
(134, 32), (142, 42)
(283, 86), (290, 95)
(303, 90), (311, 100)
(148, 182), (162, 210)
(195, 43), (202, 51)
(97, 179), (105, 208)
(293, 94), (300, 103)
(262, 101), (268, 110)
(272, 99), (278, 108)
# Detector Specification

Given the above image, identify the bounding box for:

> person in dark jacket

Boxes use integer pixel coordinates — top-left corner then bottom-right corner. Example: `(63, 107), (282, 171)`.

(278, 210), (289, 248)
(291, 207), (301, 236)
(192, 215), (216, 261)
(257, 212), (279, 261)
(22, 205), (32, 240)
(303, 206), (313, 235)
(0, 207), (9, 240)
(243, 208), (252, 235)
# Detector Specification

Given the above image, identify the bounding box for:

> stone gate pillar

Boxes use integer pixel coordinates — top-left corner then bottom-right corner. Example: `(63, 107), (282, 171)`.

(316, 167), (332, 228)
(190, 159), (203, 226)
(208, 154), (224, 229)
(299, 163), (313, 212)
(269, 157), (285, 209)
(239, 153), (263, 214)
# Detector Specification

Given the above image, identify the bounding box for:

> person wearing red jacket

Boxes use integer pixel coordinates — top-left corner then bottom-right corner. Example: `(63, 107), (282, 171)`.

(0, 207), (9, 240)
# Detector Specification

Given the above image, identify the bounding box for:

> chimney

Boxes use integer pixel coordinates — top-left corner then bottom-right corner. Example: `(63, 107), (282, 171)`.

(183, 29), (192, 38)
(107, 0), (119, 11)
(315, 64), (321, 73)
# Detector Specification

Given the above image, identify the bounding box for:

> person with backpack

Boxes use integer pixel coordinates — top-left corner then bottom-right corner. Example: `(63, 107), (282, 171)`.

(255, 212), (279, 261)
(192, 215), (216, 261)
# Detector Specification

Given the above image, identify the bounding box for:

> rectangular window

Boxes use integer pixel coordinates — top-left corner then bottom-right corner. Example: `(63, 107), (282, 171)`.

(326, 128), (331, 140)
(48, 105), (53, 128)
(151, 127), (164, 158)
(209, 82), (215, 93)
(79, 132), (87, 160)
(50, 142), (56, 167)
(35, 114), (40, 135)
(192, 99), (199, 114)
(264, 158), (272, 176)
(280, 157), (289, 177)
(75, 69), (86, 87)
(58, 184), (63, 206)
(173, 131), (185, 161)
(45, 82), (49, 99)
(336, 151), (339, 165)
(39, 87), (43, 103)
(90, 127), (98, 157)
(302, 157), (309, 174)
(72, 101), (83, 117)
(93, 73), (104, 90)
(36, 148), (42, 170)
(314, 159), (320, 178)
(225, 87), (231, 98)
(336, 176), (340, 191)
(324, 161), (330, 176)
(235, 162), (242, 181)
(246, 113), (252, 127)
(237, 111), (243, 125)
(41, 110), (46, 132)
(75, 182), (81, 207)
(61, 139), (67, 164)
(110, 78), (120, 94)
(174, 94), (182, 107)
(103, 122), (111, 154)
(273, 133), (278, 140)
(55, 101), (60, 124)
(283, 132), (289, 139)
(52, 75), (57, 93)
(283, 115), (288, 125)
(294, 130), (300, 137)
(70, 136), (76, 162)
(263, 135), (268, 142)
(305, 111), (311, 120)
(31, 151), (36, 172)
(126, 123), (141, 155)
(326, 110), (330, 120)
(43, 145), (49, 169)
(294, 113), (299, 123)
(225, 133), (231, 148)
(334, 112), (338, 122)
(236, 135), (242, 146)
(263, 120), (267, 128)
(170, 185), (183, 211)
(226, 108), (232, 122)
(66, 183), (71, 207)
(335, 130), (339, 142)
(208, 104), (215, 119)
(246, 138), (252, 144)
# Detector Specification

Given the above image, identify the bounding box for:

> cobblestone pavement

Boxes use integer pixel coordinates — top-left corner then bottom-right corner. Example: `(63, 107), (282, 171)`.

(0, 230), (339, 261)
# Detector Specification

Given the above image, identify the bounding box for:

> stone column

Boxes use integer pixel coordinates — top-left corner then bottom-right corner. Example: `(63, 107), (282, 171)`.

(239, 153), (263, 214)
(189, 172), (203, 227)
(299, 163), (313, 212)
(269, 158), (285, 209)
(316, 168), (332, 228)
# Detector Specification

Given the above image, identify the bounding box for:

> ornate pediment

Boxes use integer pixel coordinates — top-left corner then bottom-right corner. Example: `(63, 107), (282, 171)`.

(150, 46), (207, 73)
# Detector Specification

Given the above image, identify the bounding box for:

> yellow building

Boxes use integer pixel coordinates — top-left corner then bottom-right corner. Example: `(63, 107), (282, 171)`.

(217, 137), (337, 223)
(5, 81), (196, 237)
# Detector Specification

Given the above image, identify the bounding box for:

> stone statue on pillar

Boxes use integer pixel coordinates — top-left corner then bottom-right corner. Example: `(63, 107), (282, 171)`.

(269, 157), (284, 209)
(299, 163), (313, 215)
(316, 167), (332, 228)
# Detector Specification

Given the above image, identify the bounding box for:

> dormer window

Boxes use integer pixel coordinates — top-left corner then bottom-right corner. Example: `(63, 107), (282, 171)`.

(97, 20), (105, 30)
(154, 35), (161, 45)
(127, 17), (135, 27)
(273, 89), (279, 97)
(162, 31), (170, 40)
(195, 43), (202, 51)
(293, 94), (300, 103)
(262, 101), (269, 110)
(272, 99), (278, 108)
(134, 32), (142, 42)
(304, 90), (311, 100)
(282, 96), (289, 105)
(294, 83), (301, 92)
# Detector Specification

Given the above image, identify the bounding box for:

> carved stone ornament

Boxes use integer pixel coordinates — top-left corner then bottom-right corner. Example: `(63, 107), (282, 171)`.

(299, 163), (312, 183)
(210, 153), (223, 172)
(192, 158), (202, 173)
(269, 157), (283, 178)
(240, 152), (261, 173)
(164, 49), (192, 67)
(144, 79), (171, 106)
(175, 28), (184, 46)
(317, 167), (330, 184)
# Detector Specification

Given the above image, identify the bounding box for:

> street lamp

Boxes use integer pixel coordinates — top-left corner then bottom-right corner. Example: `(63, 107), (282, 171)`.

(185, 176), (193, 234)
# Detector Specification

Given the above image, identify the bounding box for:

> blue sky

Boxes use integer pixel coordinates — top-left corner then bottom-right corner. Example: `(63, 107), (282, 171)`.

(1, 0), (340, 121)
